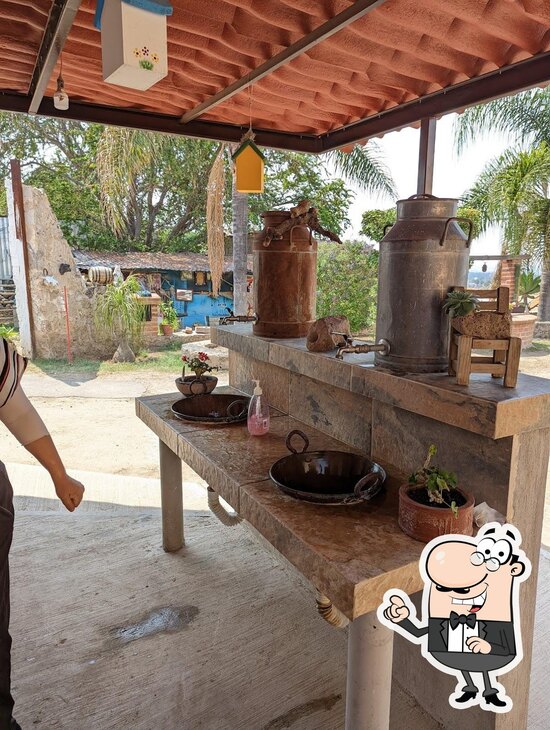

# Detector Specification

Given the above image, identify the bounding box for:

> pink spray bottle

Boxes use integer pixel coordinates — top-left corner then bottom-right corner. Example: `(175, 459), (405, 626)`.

(247, 379), (270, 436)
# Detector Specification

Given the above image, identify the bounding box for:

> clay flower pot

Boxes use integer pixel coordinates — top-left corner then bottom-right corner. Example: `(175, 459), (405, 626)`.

(175, 375), (218, 397)
(161, 324), (174, 336)
(452, 311), (511, 338)
(398, 484), (475, 543)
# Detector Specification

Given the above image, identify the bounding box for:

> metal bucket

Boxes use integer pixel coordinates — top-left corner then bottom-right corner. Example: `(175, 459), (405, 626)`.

(375, 195), (472, 373)
(253, 211), (317, 338)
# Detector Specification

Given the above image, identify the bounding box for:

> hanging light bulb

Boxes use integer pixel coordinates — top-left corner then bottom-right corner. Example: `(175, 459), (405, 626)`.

(53, 55), (69, 110)
(482, 262), (487, 272)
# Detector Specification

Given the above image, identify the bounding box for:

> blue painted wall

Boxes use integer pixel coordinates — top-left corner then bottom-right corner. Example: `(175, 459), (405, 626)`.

(159, 271), (234, 327)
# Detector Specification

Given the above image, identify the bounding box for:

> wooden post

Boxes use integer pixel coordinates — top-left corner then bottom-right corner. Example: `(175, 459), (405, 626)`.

(159, 439), (184, 552)
(417, 118), (436, 196)
(345, 611), (394, 730)
(9, 159), (35, 357)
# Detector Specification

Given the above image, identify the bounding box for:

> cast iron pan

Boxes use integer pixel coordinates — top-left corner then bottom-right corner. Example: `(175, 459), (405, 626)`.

(171, 394), (250, 425)
(269, 430), (386, 505)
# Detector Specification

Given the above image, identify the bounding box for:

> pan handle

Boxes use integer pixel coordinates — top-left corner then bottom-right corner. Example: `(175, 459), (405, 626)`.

(353, 472), (383, 501)
(227, 399), (248, 420)
(286, 429), (310, 454)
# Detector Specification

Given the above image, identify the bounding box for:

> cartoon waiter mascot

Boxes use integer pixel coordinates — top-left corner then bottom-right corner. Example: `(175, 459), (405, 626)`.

(378, 523), (531, 713)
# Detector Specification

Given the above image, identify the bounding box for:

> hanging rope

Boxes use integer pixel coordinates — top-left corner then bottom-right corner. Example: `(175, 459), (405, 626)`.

(206, 144), (226, 298)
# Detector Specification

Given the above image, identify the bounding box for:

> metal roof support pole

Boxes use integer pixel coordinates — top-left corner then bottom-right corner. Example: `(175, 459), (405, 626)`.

(8, 160), (35, 357)
(417, 117), (436, 196)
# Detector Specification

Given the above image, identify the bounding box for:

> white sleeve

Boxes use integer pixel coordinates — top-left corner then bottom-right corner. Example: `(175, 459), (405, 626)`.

(0, 385), (49, 446)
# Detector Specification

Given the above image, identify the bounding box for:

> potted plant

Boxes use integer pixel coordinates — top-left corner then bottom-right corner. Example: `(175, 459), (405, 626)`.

(160, 300), (179, 336)
(176, 351), (218, 396)
(94, 274), (145, 362)
(398, 445), (474, 543)
(443, 290), (511, 338)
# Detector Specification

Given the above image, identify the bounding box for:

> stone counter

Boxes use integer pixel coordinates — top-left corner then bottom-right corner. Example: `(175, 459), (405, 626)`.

(211, 323), (550, 730)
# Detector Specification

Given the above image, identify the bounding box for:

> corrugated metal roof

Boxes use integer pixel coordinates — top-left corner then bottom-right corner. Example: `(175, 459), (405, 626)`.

(72, 249), (252, 273)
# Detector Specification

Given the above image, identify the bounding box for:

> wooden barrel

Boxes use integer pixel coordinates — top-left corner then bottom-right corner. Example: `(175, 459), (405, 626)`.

(88, 266), (114, 285)
(253, 210), (317, 338)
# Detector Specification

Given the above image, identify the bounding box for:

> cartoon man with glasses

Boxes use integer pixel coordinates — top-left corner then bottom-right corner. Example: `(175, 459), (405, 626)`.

(378, 523), (531, 713)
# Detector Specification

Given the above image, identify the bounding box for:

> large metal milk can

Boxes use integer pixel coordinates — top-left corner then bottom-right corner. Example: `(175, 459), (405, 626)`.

(253, 210), (317, 338)
(375, 194), (472, 373)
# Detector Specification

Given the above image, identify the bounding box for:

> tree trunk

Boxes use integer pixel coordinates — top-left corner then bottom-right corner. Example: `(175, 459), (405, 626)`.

(231, 172), (249, 315)
(539, 258), (550, 322)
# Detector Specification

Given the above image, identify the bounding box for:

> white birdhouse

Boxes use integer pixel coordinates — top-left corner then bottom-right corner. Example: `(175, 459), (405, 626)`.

(97, 0), (172, 91)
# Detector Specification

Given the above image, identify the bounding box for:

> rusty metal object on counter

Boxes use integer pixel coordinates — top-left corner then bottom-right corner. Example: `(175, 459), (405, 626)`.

(171, 394), (250, 425)
(261, 201), (342, 248)
(335, 338), (390, 360)
(375, 194), (471, 373)
(269, 429), (386, 505)
(316, 592), (349, 629)
(253, 210), (318, 339)
(207, 487), (242, 526)
(306, 315), (351, 352)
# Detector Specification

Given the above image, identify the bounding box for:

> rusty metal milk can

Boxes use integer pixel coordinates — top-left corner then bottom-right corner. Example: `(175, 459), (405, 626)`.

(375, 195), (472, 373)
(253, 211), (317, 338)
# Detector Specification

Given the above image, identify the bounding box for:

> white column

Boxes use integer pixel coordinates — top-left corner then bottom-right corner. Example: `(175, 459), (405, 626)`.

(159, 439), (183, 552)
(345, 611), (394, 730)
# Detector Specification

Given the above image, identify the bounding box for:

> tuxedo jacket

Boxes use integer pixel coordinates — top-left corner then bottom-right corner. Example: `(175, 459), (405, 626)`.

(399, 617), (516, 657)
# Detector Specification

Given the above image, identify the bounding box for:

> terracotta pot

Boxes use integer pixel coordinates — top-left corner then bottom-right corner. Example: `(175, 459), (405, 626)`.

(398, 484), (474, 543)
(175, 375), (218, 396)
(161, 324), (174, 336)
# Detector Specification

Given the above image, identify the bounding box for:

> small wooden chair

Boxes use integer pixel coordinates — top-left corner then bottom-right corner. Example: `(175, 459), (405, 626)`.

(448, 286), (521, 388)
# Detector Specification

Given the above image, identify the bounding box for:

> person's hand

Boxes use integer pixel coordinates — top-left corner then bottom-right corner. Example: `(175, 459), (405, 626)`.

(466, 637), (492, 654)
(54, 473), (85, 512)
(383, 594), (410, 623)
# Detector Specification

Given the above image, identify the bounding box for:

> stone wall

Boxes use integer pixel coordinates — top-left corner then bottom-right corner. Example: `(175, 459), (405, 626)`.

(6, 182), (114, 359)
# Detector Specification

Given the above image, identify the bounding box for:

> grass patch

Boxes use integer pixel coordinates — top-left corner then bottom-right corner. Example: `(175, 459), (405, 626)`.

(28, 345), (185, 376)
(527, 340), (550, 352)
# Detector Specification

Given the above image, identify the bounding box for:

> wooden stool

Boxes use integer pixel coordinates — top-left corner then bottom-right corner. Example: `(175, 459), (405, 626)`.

(449, 333), (521, 387)
(448, 286), (521, 388)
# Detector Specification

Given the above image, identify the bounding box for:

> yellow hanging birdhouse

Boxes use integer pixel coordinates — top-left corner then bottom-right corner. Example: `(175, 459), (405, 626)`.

(232, 139), (265, 193)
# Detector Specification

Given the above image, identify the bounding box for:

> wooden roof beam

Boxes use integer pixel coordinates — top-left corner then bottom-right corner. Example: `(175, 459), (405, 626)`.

(28, 0), (83, 115)
(179, 0), (387, 125)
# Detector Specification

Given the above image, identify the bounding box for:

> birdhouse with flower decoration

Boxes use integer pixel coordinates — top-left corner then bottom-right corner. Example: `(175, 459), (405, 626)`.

(95, 0), (172, 91)
(232, 139), (265, 194)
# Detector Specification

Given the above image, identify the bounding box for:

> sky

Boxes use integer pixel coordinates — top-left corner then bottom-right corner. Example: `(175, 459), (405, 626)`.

(342, 112), (511, 271)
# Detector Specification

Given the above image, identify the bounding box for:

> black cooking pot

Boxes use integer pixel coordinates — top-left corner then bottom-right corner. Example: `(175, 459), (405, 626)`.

(269, 430), (386, 505)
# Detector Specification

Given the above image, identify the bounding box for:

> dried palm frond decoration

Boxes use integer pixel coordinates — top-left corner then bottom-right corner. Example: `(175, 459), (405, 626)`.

(206, 144), (226, 298)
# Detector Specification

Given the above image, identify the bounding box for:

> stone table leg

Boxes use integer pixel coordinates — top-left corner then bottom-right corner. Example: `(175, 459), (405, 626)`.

(345, 611), (394, 730)
(159, 439), (183, 552)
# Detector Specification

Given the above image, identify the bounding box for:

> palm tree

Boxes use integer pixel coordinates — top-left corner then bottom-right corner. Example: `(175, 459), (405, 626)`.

(327, 143), (397, 200)
(455, 89), (550, 321)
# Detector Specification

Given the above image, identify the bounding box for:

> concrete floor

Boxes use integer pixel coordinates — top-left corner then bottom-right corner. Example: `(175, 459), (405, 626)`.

(7, 465), (550, 730)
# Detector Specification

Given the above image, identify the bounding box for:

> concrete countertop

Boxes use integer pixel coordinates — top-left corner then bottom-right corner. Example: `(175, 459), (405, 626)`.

(136, 390), (424, 620)
(211, 324), (550, 439)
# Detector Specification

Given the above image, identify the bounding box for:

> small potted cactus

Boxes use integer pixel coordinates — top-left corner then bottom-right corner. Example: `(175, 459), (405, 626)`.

(443, 290), (511, 338)
(398, 445), (474, 543)
(176, 351), (218, 396)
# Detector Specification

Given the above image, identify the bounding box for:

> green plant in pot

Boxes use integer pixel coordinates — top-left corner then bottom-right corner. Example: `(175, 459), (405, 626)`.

(160, 300), (179, 336)
(517, 270), (540, 312)
(443, 289), (511, 338)
(398, 445), (474, 543)
(94, 274), (145, 362)
(176, 351), (219, 396)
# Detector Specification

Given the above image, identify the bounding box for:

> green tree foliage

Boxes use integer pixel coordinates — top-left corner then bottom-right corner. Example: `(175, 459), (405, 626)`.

(246, 151), (354, 236)
(454, 89), (550, 320)
(316, 241), (379, 332)
(360, 205), (481, 242)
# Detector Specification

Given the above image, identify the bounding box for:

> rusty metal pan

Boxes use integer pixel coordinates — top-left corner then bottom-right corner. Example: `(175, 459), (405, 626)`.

(171, 394), (250, 425)
(269, 430), (386, 505)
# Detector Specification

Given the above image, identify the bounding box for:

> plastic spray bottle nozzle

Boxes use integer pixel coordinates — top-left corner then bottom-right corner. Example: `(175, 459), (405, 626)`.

(253, 379), (262, 396)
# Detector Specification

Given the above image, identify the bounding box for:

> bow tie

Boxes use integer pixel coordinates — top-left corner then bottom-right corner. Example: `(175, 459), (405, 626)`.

(449, 611), (476, 629)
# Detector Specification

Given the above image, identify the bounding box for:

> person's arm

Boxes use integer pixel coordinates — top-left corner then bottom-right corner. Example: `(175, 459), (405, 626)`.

(0, 385), (84, 512)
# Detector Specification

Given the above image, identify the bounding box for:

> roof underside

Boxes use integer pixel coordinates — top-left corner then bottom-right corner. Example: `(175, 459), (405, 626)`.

(0, 0), (549, 152)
